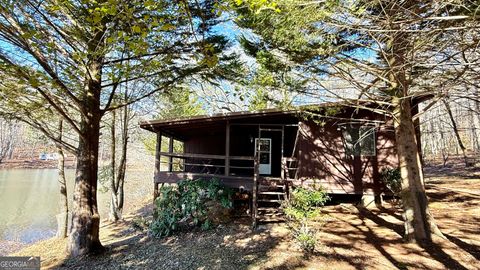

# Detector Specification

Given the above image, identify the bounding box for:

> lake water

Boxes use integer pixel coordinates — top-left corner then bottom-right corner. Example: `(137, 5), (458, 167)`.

(0, 169), (109, 248)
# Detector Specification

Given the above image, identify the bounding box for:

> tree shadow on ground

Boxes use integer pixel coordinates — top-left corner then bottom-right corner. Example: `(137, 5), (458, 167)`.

(444, 233), (480, 260)
(52, 202), (478, 270)
(426, 187), (480, 203)
(359, 207), (474, 270)
(315, 203), (477, 270)
(424, 158), (480, 179)
(57, 216), (288, 270)
(355, 208), (410, 269)
(53, 165), (479, 270)
(417, 240), (469, 270)
(318, 206), (415, 269)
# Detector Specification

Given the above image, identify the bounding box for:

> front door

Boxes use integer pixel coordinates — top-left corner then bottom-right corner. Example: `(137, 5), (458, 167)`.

(255, 138), (272, 175)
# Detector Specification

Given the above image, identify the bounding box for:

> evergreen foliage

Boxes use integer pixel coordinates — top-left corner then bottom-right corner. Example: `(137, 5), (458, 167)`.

(150, 179), (233, 237)
(380, 168), (402, 195)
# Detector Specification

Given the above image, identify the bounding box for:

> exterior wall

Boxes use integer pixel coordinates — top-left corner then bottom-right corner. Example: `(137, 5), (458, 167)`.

(181, 123), (299, 178)
(184, 133), (225, 155)
(159, 109), (402, 196)
(183, 133), (225, 174)
(295, 114), (398, 195)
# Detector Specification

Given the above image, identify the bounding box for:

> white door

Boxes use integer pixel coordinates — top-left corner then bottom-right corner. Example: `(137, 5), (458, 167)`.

(255, 138), (272, 175)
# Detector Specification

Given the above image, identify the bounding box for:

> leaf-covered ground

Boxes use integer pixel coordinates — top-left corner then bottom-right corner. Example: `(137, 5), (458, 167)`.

(13, 161), (480, 270)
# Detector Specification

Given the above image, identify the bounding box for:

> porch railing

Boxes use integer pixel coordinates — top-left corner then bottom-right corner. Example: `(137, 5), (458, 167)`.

(157, 151), (255, 176)
(157, 151), (298, 181)
(281, 157), (298, 181)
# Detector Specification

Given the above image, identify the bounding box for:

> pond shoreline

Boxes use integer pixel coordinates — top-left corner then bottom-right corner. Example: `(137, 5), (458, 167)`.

(0, 168), (78, 256)
(0, 159), (76, 170)
(0, 240), (27, 256)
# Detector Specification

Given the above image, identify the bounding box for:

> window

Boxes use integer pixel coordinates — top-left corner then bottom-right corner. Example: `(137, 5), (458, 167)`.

(341, 125), (376, 157)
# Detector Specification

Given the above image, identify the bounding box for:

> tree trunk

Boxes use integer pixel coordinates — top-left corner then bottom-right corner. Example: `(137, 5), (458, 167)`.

(0, 119), (16, 164)
(109, 105), (128, 221)
(56, 120), (69, 238)
(440, 130), (449, 167)
(116, 104), (128, 214)
(392, 97), (444, 243)
(109, 109), (122, 221)
(68, 114), (103, 256)
(67, 50), (104, 256)
(68, 116), (103, 255)
(474, 95), (480, 154)
(442, 99), (469, 166)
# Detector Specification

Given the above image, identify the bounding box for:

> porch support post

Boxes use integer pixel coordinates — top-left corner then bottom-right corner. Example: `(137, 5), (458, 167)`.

(168, 136), (174, 172)
(252, 125), (261, 229)
(281, 126), (285, 180)
(153, 132), (162, 204)
(295, 122), (302, 180)
(225, 121), (230, 176)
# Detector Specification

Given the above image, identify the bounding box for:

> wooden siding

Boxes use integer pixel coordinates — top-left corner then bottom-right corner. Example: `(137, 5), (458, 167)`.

(151, 108), (403, 196)
(184, 132), (225, 155)
(295, 116), (398, 195)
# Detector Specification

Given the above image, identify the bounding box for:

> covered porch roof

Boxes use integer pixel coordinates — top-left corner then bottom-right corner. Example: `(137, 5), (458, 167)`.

(139, 107), (300, 139)
(139, 95), (432, 139)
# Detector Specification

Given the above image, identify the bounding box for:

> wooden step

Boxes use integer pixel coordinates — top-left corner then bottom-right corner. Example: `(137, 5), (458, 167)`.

(258, 209), (283, 216)
(258, 214), (285, 222)
(258, 206), (283, 211)
(258, 191), (285, 195)
(258, 199), (284, 203)
(258, 184), (285, 189)
(259, 213), (283, 218)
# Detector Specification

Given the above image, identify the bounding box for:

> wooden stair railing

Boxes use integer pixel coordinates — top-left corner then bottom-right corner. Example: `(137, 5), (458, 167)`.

(252, 151), (259, 228)
(256, 179), (288, 223)
(252, 157), (297, 228)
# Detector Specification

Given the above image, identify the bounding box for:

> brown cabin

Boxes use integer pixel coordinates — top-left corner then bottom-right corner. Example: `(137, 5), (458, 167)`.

(140, 101), (420, 224)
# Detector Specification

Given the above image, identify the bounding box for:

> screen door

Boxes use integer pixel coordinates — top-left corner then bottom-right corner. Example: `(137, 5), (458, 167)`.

(255, 138), (272, 175)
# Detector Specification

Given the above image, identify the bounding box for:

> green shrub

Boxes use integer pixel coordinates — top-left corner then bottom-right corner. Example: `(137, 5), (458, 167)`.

(294, 225), (317, 253)
(380, 167), (402, 194)
(150, 179), (233, 237)
(282, 187), (329, 254)
(283, 187), (330, 221)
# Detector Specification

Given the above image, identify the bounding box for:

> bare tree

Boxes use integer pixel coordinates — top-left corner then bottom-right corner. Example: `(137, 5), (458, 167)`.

(442, 98), (469, 166)
(232, 0), (479, 242)
(0, 118), (18, 164)
(107, 103), (130, 222)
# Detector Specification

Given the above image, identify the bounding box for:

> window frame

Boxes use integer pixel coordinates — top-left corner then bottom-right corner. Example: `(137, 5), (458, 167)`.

(340, 123), (377, 157)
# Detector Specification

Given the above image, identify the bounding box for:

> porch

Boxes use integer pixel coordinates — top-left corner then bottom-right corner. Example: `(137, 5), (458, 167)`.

(140, 104), (403, 226)
(152, 123), (300, 194)
(153, 152), (299, 190)
(145, 115), (300, 226)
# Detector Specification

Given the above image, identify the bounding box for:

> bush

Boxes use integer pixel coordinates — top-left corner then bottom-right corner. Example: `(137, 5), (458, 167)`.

(131, 217), (149, 231)
(294, 225), (317, 253)
(150, 179), (233, 237)
(283, 187), (330, 221)
(282, 187), (329, 254)
(380, 167), (402, 194)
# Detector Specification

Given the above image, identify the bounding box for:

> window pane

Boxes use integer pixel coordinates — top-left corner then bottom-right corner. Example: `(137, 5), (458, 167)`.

(259, 139), (270, 151)
(342, 126), (360, 156)
(360, 126), (376, 156)
(259, 153), (270, 164)
(341, 125), (375, 157)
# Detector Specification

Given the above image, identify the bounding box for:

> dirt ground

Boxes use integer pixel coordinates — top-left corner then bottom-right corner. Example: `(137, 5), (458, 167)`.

(12, 161), (480, 270)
